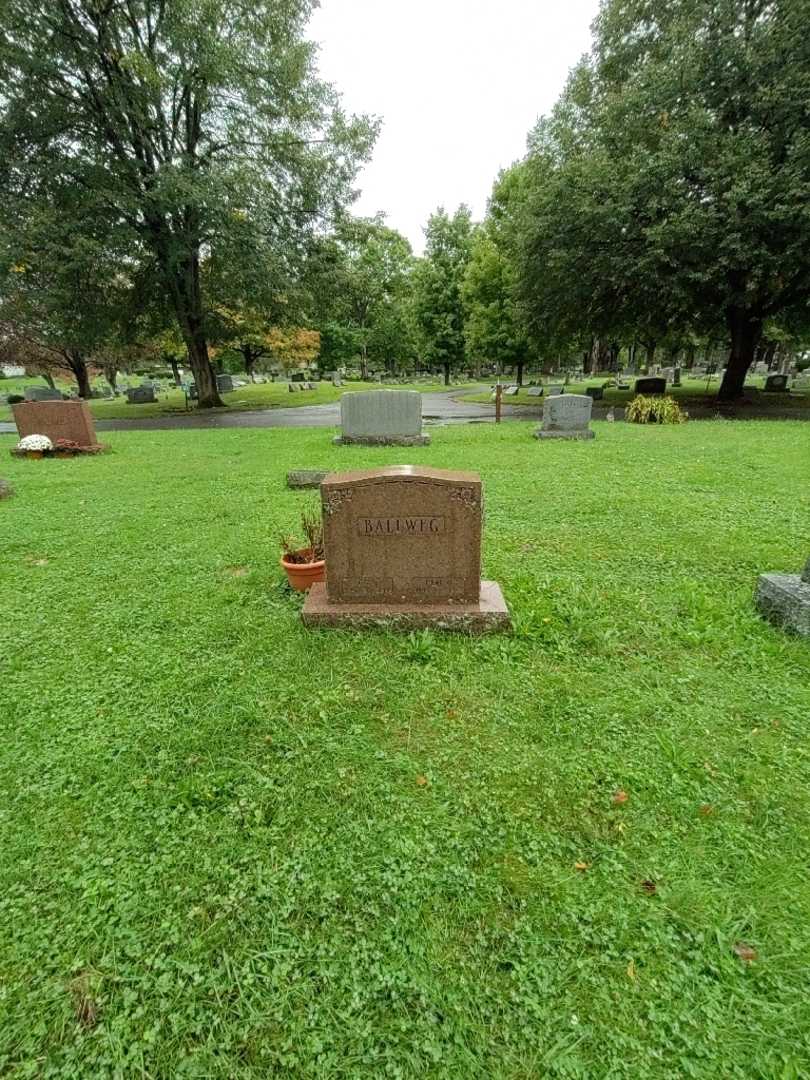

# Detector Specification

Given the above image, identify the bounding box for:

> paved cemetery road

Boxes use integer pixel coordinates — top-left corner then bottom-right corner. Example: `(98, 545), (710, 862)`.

(2, 388), (809, 434)
(0, 388), (498, 433)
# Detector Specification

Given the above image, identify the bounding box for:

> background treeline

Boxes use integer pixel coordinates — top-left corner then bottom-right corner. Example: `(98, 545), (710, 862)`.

(2, 0), (809, 405)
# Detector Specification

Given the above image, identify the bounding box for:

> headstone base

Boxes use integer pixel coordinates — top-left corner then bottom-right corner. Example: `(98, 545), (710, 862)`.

(302, 580), (510, 633)
(755, 573), (810, 636)
(534, 429), (595, 441)
(333, 434), (431, 446)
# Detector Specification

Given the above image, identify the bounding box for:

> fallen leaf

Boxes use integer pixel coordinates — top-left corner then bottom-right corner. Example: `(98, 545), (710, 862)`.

(69, 974), (99, 1030)
(733, 942), (757, 963)
(25, 556), (49, 567)
(574, 861), (590, 871)
(613, 790), (629, 805)
(626, 959), (637, 980)
(446, 709), (457, 719)
(416, 775), (429, 787)
(699, 804), (714, 816)
(641, 879), (657, 895)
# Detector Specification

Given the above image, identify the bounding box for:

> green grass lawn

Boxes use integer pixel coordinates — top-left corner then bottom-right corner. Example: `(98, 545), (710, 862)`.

(461, 376), (810, 410)
(0, 378), (474, 423)
(2, 420), (809, 1078)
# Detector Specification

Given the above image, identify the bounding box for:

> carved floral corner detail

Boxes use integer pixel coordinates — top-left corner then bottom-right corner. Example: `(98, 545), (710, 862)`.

(449, 486), (481, 512)
(323, 488), (354, 515)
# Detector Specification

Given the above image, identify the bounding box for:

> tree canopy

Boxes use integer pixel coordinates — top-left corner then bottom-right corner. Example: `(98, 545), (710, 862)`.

(0, 0), (376, 404)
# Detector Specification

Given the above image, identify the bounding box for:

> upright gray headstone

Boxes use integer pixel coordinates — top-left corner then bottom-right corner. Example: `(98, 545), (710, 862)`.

(634, 377), (667, 396)
(535, 394), (595, 441)
(764, 374), (789, 393)
(126, 386), (156, 404)
(216, 374), (234, 393)
(335, 390), (430, 446)
(527, 386), (544, 397)
(24, 386), (62, 402)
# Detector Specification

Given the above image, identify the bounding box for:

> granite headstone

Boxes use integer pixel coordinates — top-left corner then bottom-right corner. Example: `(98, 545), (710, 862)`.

(302, 466), (510, 631)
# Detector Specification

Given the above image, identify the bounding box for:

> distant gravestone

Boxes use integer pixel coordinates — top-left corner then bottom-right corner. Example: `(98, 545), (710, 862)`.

(332, 373), (343, 387)
(764, 373), (789, 393)
(527, 386), (544, 397)
(216, 374), (234, 393)
(756, 557), (810, 637)
(335, 390), (429, 446)
(504, 385), (520, 396)
(548, 386), (563, 397)
(585, 386), (604, 401)
(126, 386), (156, 404)
(287, 469), (329, 490)
(535, 394), (595, 441)
(301, 466), (510, 632)
(634, 377), (667, 396)
(672, 368), (682, 387)
(24, 386), (62, 402)
(12, 400), (97, 446)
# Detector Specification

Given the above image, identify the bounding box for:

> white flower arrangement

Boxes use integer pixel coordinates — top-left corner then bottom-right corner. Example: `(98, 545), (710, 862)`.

(17, 434), (53, 452)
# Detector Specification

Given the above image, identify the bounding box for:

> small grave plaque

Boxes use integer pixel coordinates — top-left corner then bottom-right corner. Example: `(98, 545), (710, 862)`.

(302, 466), (510, 632)
(527, 386), (544, 397)
(755, 556), (810, 636)
(535, 394), (595, 441)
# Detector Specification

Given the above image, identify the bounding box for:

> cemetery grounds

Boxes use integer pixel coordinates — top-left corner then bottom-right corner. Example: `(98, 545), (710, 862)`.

(1, 419), (809, 1078)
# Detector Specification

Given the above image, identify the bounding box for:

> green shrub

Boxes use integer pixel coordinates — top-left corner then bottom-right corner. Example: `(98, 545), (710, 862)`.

(625, 394), (686, 424)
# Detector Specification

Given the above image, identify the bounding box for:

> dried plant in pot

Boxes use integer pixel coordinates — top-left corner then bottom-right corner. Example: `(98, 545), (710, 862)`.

(280, 511), (325, 592)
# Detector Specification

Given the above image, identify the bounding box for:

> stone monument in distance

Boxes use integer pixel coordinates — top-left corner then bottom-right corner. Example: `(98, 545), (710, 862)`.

(334, 390), (429, 446)
(535, 394), (595, 441)
(302, 466), (510, 632)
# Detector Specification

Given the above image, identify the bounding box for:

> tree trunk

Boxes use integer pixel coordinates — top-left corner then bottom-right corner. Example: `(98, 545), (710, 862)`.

(64, 350), (91, 398)
(359, 343), (369, 382)
(515, 360), (524, 387)
(42, 371), (56, 389)
(443, 361), (450, 386)
(240, 348), (255, 381)
(719, 307), (763, 400)
(645, 341), (656, 370)
(173, 252), (223, 408)
(104, 365), (117, 392)
(169, 358), (181, 386)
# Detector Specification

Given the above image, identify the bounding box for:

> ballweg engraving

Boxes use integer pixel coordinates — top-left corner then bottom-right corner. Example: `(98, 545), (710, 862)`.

(357, 516), (446, 537)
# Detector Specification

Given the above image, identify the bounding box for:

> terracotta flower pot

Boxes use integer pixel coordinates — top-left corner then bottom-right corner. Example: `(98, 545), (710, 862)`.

(26, 450), (44, 460)
(280, 548), (325, 592)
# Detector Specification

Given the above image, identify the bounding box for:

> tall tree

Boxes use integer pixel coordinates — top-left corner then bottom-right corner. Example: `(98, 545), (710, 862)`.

(305, 217), (414, 378)
(518, 0), (810, 399)
(412, 207), (474, 385)
(462, 220), (529, 383)
(0, 0), (376, 407)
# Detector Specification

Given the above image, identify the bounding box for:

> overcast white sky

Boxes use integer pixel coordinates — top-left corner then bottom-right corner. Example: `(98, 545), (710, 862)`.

(308, 0), (600, 252)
